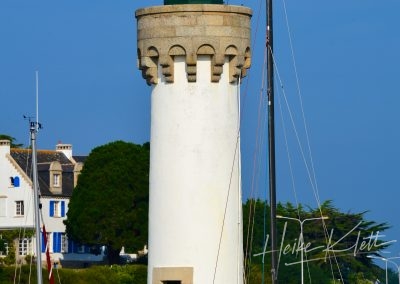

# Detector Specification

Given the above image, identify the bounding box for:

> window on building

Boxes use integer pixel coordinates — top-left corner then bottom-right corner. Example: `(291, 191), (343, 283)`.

(49, 200), (65, 217)
(51, 232), (67, 253)
(163, 281), (181, 284)
(53, 174), (60, 187)
(61, 233), (68, 253)
(9, 176), (20, 187)
(54, 201), (59, 216)
(49, 162), (62, 193)
(19, 238), (32, 256)
(15, 201), (24, 216)
(0, 236), (8, 256)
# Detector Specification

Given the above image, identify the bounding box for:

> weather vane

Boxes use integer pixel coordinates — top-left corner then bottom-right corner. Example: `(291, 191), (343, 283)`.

(23, 115), (43, 132)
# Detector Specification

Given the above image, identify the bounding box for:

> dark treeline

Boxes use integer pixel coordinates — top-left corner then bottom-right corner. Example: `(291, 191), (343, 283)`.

(243, 199), (393, 283)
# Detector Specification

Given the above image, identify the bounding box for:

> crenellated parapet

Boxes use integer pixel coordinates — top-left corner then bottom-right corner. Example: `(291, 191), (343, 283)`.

(135, 4), (252, 85)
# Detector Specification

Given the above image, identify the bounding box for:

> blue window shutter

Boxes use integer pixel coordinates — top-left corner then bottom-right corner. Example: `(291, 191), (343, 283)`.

(53, 232), (61, 253)
(61, 201), (65, 217)
(14, 177), (20, 187)
(50, 201), (54, 217)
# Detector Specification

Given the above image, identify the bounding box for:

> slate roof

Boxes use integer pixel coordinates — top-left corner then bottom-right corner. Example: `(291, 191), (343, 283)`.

(73, 155), (87, 163)
(10, 148), (85, 198)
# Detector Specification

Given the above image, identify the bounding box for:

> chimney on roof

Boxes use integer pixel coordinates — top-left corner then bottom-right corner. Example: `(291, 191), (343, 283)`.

(56, 143), (73, 160)
(0, 140), (10, 156)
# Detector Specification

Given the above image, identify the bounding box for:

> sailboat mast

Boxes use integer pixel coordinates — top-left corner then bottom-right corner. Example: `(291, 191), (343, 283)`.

(267, 0), (278, 283)
(30, 121), (43, 283)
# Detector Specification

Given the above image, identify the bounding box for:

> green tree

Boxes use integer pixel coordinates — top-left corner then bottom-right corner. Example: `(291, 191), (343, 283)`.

(243, 199), (390, 283)
(64, 141), (150, 264)
(0, 134), (23, 148)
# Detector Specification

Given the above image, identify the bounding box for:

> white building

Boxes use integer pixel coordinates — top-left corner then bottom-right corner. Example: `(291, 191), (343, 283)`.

(0, 140), (88, 264)
(0, 140), (35, 258)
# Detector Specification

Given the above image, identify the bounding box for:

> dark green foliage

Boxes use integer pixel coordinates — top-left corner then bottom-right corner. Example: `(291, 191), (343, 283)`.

(0, 265), (43, 284)
(243, 199), (391, 283)
(0, 265), (147, 284)
(64, 141), (150, 264)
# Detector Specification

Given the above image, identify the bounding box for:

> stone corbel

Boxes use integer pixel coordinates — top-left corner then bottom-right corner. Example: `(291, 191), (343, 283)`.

(241, 48), (252, 78)
(138, 47), (159, 85)
(159, 54), (173, 83)
(212, 53), (225, 83)
(186, 53), (197, 82)
(226, 46), (240, 83)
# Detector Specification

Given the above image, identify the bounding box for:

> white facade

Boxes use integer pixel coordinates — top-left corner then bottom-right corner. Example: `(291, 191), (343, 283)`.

(41, 197), (69, 260)
(148, 56), (244, 283)
(0, 141), (35, 230)
(0, 140), (36, 259)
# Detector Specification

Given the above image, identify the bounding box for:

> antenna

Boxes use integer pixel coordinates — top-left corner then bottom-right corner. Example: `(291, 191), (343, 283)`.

(24, 71), (43, 131)
(36, 71), (39, 132)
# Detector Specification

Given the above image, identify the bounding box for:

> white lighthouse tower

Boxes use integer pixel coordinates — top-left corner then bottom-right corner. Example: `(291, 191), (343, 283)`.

(136, 2), (252, 283)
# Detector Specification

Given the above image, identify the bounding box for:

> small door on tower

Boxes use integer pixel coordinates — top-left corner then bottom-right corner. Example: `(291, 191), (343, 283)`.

(153, 267), (193, 284)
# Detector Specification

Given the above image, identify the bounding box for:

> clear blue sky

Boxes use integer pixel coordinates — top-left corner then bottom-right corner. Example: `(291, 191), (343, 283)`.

(1, 0), (400, 265)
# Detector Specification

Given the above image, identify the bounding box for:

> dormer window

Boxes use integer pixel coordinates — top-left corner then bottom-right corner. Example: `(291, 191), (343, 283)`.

(49, 161), (62, 194)
(53, 174), (60, 187)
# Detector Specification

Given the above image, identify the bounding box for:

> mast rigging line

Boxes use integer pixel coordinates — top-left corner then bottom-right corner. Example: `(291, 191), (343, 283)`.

(280, 0), (323, 212)
(268, 0), (344, 279)
(243, 43), (269, 284)
(278, 1), (341, 272)
(13, 137), (37, 284)
(232, 0), (344, 282)
(281, 0), (320, 204)
(212, 72), (244, 284)
(218, 0), (269, 282)
(224, 0), (342, 282)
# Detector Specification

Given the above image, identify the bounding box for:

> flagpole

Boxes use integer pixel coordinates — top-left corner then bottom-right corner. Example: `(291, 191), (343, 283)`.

(267, 0), (278, 283)
(31, 121), (43, 284)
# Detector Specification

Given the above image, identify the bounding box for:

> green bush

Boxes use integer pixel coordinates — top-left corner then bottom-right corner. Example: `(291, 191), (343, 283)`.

(0, 264), (147, 284)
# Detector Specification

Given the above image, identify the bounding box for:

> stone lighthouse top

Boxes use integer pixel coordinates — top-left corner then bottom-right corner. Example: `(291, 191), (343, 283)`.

(164, 0), (224, 4)
(136, 4), (252, 85)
